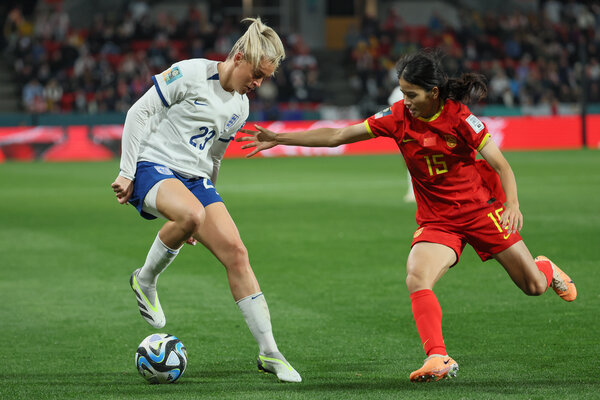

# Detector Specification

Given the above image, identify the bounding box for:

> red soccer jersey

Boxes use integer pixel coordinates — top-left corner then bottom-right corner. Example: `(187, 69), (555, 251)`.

(365, 99), (503, 224)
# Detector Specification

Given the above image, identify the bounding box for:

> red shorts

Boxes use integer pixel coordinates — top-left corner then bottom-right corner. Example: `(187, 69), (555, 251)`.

(411, 201), (522, 263)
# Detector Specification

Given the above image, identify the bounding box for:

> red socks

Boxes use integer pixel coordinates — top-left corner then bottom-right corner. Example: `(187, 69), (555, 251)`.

(410, 289), (446, 356)
(535, 258), (553, 289)
(411, 261), (552, 357)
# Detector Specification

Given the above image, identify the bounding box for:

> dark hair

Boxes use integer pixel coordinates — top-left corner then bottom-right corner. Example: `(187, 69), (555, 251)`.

(395, 49), (487, 104)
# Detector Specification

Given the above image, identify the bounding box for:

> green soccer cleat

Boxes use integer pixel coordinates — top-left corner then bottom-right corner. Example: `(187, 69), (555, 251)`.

(130, 268), (166, 328)
(257, 352), (302, 383)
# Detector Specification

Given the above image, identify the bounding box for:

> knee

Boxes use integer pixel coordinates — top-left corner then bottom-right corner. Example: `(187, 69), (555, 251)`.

(405, 273), (424, 293)
(405, 262), (424, 292)
(522, 279), (547, 296)
(223, 241), (249, 270)
(178, 209), (205, 235)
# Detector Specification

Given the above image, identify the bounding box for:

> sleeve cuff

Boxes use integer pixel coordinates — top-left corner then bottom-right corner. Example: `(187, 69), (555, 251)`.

(476, 132), (491, 151)
(364, 120), (376, 138)
(119, 170), (135, 181)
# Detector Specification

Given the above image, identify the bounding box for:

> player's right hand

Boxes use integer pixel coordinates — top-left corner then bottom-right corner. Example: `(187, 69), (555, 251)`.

(111, 175), (133, 204)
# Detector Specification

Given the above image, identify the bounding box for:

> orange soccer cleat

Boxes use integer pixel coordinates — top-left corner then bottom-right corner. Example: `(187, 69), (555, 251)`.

(409, 354), (458, 382)
(535, 256), (577, 302)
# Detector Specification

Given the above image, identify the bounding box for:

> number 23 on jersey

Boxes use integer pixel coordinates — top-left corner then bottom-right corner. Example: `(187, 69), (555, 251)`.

(189, 127), (215, 150)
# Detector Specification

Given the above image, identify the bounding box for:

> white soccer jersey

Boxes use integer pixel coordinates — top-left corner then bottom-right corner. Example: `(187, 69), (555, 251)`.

(119, 58), (248, 182)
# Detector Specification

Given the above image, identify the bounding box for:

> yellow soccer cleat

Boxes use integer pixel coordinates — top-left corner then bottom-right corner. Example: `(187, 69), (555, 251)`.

(257, 352), (302, 383)
(130, 268), (166, 328)
(535, 256), (577, 302)
(409, 354), (458, 382)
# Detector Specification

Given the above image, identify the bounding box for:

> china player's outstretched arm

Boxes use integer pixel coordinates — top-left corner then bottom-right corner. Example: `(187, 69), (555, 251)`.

(237, 122), (372, 157)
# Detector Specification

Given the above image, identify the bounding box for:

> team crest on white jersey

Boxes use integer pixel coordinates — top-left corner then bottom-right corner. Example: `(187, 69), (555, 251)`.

(466, 114), (484, 133)
(154, 166), (174, 175)
(163, 67), (182, 85)
(225, 114), (240, 130)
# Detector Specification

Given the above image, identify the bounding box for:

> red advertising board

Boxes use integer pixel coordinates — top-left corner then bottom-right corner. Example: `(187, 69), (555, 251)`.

(227, 115), (600, 157)
(0, 115), (598, 161)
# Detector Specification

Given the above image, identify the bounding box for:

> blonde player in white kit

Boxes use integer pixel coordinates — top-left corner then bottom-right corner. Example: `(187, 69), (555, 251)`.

(110, 18), (301, 383)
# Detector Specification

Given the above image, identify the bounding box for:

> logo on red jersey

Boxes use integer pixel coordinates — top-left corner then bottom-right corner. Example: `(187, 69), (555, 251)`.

(374, 107), (392, 119)
(466, 114), (484, 133)
(413, 228), (424, 238)
(444, 135), (457, 148)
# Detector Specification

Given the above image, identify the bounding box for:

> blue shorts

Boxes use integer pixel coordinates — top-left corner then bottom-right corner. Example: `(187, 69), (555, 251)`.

(129, 161), (223, 220)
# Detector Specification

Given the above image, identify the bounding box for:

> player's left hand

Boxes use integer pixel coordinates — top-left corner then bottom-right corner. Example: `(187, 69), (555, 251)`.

(236, 124), (278, 157)
(500, 202), (523, 234)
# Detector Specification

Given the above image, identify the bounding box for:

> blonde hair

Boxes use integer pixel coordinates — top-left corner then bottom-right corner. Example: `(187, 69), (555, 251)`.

(228, 17), (285, 72)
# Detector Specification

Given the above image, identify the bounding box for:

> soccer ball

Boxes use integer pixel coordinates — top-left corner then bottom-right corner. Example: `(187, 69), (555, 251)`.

(135, 333), (187, 384)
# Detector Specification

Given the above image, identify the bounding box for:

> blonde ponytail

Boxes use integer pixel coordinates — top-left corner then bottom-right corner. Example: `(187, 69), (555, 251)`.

(228, 17), (285, 71)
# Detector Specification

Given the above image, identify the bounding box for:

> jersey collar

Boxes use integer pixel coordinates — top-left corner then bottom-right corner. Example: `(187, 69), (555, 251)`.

(417, 102), (444, 122)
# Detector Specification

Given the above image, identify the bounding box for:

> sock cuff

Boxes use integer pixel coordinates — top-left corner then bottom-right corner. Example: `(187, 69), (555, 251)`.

(410, 289), (435, 301)
(236, 292), (263, 305)
(156, 233), (181, 254)
(535, 259), (553, 289)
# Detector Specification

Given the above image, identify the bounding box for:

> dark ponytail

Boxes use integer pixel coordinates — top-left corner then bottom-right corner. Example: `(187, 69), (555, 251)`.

(396, 49), (487, 104)
(446, 73), (487, 104)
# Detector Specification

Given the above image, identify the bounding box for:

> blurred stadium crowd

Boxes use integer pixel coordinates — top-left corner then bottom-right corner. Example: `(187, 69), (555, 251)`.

(3, 1), (322, 115)
(3, 0), (600, 115)
(346, 1), (600, 111)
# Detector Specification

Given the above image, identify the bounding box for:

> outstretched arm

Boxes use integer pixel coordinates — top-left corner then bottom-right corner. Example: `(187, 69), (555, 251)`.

(479, 139), (521, 234)
(236, 122), (372, 157)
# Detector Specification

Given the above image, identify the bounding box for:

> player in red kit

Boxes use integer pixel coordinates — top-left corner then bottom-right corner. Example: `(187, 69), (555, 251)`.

(237, 49), (577, 382)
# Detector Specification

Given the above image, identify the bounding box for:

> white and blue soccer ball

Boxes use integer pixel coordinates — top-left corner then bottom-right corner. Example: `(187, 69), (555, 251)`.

(135, 333), (187, 384)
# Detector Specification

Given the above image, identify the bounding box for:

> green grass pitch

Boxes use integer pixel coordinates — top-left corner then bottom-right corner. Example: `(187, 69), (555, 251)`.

(0, 150), (599, 399)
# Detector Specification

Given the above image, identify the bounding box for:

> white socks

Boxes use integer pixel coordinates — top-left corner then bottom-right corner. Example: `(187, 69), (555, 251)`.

(237, 292), (279, 355)
(137, 235), (279, 356)
(138, 233), (180, 286)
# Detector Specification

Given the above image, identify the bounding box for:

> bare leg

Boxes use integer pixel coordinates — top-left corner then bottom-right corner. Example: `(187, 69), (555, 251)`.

(155, 179), (207, 249)
(406, 242), (459, 381)
(406, 242), (456, 293)
(192, 202), (259, 300)
(130, 178), (206, 328)
(189, 202), (300, 381)
(493, 240), (548, 296)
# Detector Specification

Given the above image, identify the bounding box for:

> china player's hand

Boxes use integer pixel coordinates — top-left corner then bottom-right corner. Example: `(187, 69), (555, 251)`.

(111, 175), (133, 205)
(500, 202), (523, 234)
(237, 124), (278, 157)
